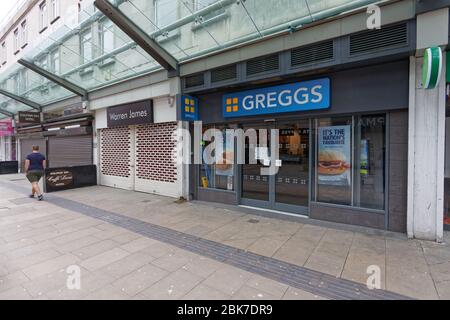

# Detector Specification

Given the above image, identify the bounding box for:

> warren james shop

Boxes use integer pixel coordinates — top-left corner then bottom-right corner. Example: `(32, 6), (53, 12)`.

(185, 60), (409, 232)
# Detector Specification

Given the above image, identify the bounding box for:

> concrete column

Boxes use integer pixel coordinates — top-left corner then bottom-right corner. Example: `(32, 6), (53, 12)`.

(407, 8), (448, 241)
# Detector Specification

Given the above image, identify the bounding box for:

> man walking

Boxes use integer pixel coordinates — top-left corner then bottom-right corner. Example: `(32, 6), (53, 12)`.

(24, 145), (46, 201)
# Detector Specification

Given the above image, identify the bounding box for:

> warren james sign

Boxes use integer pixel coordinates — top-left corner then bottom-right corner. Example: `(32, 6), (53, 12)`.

(223, 78), (330, 118)
(107, 100), (153, 127)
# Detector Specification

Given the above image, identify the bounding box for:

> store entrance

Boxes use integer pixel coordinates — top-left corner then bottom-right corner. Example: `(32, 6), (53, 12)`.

(240, 120), (310, 215)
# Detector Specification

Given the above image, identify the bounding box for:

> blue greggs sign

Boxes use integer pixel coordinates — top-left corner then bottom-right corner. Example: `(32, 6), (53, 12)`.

(181, 95), (199, 121)
(223, 78), (330, 118)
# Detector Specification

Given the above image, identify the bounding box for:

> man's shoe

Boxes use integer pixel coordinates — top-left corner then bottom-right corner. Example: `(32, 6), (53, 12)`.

(37, 195), (43, 201)
(29, 194), (35, 198)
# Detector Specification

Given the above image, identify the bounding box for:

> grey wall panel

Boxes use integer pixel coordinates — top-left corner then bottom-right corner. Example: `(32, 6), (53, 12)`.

(310, 203), (385, 229)
(388, 110), (408, 232)
(197, 60), (409, 124)
(197, 188), (238, 205)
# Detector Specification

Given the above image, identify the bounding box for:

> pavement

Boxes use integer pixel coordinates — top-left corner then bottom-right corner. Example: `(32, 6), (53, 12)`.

(1, 173), (450, 300)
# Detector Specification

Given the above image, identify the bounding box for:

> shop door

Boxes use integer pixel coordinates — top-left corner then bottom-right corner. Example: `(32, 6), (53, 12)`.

(241, 125), (271, 208)
(99, 126), (135, 190)
(240, 121), (310, 215)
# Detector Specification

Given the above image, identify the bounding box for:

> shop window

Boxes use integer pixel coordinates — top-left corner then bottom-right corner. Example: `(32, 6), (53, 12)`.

(315, 117), (353, 206)
(313, 115), (387, 211)
(199, 125), (235, 191)
(354, 115), (386, 210)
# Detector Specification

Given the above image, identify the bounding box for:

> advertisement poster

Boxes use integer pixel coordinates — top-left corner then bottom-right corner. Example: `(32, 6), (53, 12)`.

(318, 125), (351, 186)
(0, 120), (13, 137)
(215, 132), (234, 177)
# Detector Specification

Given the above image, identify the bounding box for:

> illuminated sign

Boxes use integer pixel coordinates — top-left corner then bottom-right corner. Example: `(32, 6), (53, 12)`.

(223, 78), (330, 118)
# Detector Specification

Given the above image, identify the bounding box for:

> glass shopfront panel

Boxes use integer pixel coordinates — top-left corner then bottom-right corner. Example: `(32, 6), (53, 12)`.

(241, 125), (270, 202)
(315, 117), (353, 206)
(354, 115), (386, 210)
(199, 125), (235, 191)
(197, 114), (388, 215)
(312, 115), (387, 211)
(275, 121), (309, 207)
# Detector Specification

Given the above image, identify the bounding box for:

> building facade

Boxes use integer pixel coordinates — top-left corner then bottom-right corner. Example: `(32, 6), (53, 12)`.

(0, 0), (448, 241)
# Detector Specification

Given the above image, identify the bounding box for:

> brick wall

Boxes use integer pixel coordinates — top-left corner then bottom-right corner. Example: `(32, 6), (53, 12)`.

(136, 122), (178, 183)
(100, 127), (131, 178)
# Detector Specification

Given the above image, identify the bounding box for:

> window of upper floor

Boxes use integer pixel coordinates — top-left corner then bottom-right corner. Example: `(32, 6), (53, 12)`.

(39, 1), (48, 32)
(1, 42), (6, 65)
(18, 69), (28, 94)
(13, 28), (20, 54)
(20, 20), (27, 48)
(50, 47), (60, 74)
(50, 0), (60, 23)
(80, 28), (93, 64)
(154, 0), (178, 28)
(99, 18), (114, 55)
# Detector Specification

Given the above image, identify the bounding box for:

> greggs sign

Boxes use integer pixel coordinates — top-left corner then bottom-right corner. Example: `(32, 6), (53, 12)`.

(223, 78), (330, 118)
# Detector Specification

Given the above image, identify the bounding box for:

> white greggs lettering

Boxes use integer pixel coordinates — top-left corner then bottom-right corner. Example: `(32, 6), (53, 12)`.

(241, 85), (323, 111)
(223, 78), (330, 118)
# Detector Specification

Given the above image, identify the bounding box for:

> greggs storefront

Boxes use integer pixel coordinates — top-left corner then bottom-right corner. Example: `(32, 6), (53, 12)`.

(184, 59), (409, 233)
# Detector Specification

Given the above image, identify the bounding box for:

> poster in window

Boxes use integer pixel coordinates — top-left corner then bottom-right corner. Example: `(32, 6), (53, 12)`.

(318, 125), (351, 186)
(215, 133), (234, 177)
(360, 139), (369, 176)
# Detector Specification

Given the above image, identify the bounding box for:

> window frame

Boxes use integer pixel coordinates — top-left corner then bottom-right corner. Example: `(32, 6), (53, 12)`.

(98, 18), (114, 55)
(80, 28), (93, 64)
(312, 113), (388, 214)
(1, 42), (6, 65)
(13, 28), (20, 54)
(50, 0), (60, 23)
(49, 47), (60, 74)
(39, 1), (48, 32)
(20, 20), (27, 48)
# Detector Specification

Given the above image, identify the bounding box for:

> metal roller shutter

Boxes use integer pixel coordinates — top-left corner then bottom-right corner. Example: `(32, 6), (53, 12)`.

(48, 135), (93, 168)
(20, 138), (46, 172)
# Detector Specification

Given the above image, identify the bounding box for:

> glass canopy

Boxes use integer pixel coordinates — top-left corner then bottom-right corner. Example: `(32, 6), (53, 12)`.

(0, 0), (379, 115)
(0, 62), (75, 106)
(20, 3), (160, 92)
(106, 0), (380, 61)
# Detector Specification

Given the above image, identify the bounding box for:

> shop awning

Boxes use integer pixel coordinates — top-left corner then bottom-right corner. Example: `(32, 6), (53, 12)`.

(0, 0), (381, 119)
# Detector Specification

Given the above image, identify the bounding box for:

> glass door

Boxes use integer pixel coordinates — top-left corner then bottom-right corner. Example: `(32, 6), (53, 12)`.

(274, 121), (310, 214)
(240, 121), (310, 215)
(241, 125), (271, 207)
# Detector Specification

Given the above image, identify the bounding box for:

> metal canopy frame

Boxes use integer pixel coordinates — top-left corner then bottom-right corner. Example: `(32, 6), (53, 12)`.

(0, 89), (41, 111)
(18, 59), (88, 100)
(94, 0), (178, 74)
(0, 107), (14, 117)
